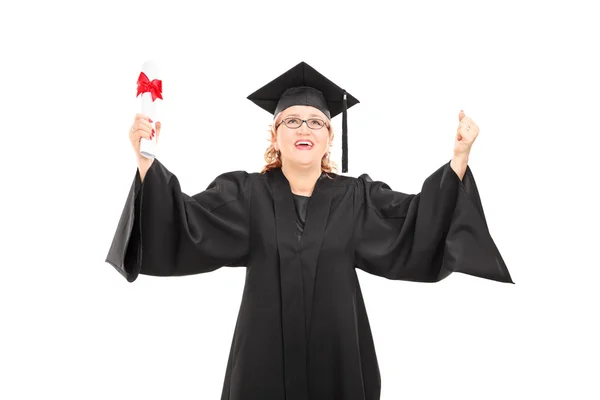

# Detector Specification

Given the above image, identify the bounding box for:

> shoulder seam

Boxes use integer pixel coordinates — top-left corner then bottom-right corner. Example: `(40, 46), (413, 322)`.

(208, 172), (252, 213)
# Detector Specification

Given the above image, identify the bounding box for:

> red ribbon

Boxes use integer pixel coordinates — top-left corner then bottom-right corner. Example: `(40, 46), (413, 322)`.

(136, 72), (163, 101)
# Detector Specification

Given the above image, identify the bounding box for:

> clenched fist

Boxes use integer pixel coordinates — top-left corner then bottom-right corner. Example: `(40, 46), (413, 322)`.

(455, 110), (478, 157)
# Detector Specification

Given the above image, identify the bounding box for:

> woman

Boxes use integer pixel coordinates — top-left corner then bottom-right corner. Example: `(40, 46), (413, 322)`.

(106, 61), (513, 400)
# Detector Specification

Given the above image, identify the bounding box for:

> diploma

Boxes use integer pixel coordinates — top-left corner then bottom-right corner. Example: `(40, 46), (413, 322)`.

(136, 60), (162, 159)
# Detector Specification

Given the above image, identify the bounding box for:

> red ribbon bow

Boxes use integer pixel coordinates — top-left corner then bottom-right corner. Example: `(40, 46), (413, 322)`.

(136, 72), (163, 101)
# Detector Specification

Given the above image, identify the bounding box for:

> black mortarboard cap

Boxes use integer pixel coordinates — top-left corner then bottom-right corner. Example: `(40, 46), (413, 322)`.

(247, 61), (359, 173)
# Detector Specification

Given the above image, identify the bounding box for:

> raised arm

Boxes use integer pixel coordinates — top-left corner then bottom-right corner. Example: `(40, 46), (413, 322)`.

(105, 159), (253, 282)
(353, 160), (513, 284)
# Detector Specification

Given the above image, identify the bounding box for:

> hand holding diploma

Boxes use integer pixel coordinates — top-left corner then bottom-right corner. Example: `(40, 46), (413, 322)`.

(135, 60), (162, 160)
(130, 114), (161, 183)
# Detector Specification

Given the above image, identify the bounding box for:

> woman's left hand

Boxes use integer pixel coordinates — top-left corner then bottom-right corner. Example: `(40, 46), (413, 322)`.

(455, 110), (479, 157)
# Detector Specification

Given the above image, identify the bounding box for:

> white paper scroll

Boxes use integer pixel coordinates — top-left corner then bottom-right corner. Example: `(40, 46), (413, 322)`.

(137, 60), (162, 159)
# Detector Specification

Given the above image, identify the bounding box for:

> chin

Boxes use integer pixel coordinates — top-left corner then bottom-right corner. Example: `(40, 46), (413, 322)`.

(290, 158), (320, 168)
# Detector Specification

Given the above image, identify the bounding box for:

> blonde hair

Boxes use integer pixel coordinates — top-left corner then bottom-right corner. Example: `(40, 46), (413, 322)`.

(260, 112), (338, 179)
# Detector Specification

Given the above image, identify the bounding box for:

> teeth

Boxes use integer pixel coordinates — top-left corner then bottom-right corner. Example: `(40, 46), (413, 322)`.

(296, 141), (313, 146)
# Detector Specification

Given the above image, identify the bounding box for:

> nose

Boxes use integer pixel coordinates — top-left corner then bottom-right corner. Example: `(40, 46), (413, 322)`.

(298, 120), (311, 133)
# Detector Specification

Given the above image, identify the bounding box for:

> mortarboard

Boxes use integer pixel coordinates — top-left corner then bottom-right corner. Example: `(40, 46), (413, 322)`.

(247, 61), (359, 173)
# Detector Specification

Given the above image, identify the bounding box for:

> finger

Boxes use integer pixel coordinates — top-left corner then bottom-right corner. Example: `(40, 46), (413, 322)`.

(137, 130), (152, 141)
(134, 121), (153, 134)
(135, 113), (151, 122)
(133, 125), (151, 137)
(155, 121), (161, 135)
(458, 110), (465, 121)
(136, 118), (152, 130)
(130, 125), (142, 142)
(459, 117), (474, 130)
(133, 114), (152, 131)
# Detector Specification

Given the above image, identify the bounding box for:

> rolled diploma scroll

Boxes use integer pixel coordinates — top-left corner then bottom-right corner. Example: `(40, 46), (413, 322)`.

(138, 61), (160, 159)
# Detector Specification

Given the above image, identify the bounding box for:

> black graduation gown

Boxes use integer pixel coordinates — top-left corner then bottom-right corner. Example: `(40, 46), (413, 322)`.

(105, 158), (513, 400)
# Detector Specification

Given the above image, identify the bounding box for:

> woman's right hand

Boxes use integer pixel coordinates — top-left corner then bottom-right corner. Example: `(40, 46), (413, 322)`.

(130, 113), (161, 182)
(130, 113), (161, 155)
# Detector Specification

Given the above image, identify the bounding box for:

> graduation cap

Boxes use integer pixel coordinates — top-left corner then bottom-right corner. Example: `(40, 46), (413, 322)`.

(247, 61), (359, 173)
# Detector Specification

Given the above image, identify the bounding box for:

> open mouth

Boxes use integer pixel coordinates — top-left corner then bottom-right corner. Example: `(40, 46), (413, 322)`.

(295, 140), (314, 150)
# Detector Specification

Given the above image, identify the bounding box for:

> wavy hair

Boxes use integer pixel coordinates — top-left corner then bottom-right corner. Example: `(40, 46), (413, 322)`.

(260, 112), (338, 180)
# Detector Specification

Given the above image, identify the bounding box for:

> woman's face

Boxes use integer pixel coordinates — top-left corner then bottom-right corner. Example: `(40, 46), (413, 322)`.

(274, 105), (331, 168)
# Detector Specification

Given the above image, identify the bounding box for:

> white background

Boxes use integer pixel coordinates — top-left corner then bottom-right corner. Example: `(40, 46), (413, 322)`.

(1, 0), (599, 399)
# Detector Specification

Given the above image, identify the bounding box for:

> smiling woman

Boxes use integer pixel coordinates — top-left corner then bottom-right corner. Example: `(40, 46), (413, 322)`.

(105, 61), (513, 400)
(260, 106), (338, 181)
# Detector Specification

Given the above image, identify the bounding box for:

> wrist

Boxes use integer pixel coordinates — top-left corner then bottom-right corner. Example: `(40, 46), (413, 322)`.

(452, 152), (469, 164)
(137, 154), (153, 166)
(450, 154), (468, 181)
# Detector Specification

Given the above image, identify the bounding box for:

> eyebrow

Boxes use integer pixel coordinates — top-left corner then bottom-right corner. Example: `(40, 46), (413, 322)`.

(285, 113), (324, 118)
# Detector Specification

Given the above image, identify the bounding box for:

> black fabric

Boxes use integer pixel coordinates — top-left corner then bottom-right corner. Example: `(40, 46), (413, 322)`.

(292, 193), (310, 242)
(291, 192), (314, 348)
(275, 86), (332, 120)
(105, 159), (513, 400)
(246, 61), (359, 119)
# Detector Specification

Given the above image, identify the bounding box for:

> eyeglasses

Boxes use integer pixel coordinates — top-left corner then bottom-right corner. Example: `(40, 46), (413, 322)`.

(276, 117), (329, 130)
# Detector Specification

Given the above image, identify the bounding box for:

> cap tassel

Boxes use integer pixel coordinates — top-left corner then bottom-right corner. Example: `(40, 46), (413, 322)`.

(342, 90), (348, 173)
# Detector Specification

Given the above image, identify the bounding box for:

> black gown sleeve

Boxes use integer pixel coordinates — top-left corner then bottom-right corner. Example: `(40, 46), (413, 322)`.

(105, 158), (253, 282)
(353, 159), (513, 284)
